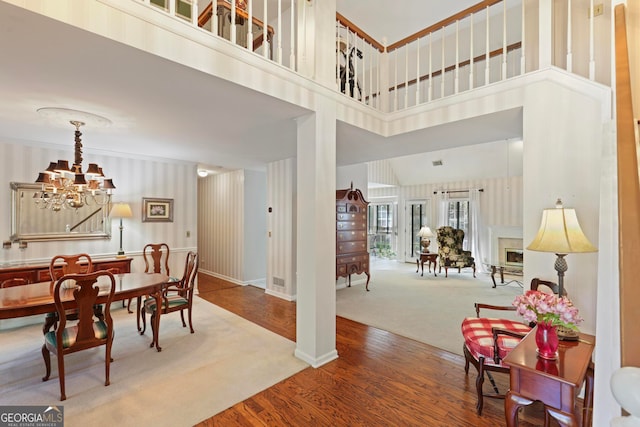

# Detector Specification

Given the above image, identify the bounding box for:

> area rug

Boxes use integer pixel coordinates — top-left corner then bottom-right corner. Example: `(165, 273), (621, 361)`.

(336, 259), (524, 355)
(0, 297), (308, 426)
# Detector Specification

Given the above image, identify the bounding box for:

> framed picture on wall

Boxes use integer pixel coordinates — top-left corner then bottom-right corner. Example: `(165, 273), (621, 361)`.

(142, 197), (174, 222)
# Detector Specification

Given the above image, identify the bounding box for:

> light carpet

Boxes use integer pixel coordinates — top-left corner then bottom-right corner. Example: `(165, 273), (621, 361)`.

(336, 259), (524, 355)
(0, 297), (308, 426)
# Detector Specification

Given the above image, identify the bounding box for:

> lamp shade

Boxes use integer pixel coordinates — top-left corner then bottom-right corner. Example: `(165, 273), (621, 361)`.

(110, 202), (133, 219)
(527, 200), (597, 254)
(417, 226), (434, 238)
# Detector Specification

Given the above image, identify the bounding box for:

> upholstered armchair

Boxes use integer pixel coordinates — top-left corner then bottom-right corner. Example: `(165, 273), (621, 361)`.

(436, 226), (476, 277)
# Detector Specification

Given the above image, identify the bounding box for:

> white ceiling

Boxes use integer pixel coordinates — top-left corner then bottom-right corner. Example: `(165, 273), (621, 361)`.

(0, 1), (523, 185)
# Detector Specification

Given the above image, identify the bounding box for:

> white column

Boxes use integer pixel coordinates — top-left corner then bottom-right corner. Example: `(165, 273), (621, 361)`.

(295, 97), (338, 368)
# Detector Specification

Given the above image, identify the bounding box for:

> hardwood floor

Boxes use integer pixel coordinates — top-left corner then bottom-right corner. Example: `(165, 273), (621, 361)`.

(195, 274), (552, 426)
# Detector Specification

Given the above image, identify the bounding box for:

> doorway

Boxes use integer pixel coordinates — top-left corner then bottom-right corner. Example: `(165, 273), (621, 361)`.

(404, 199), (431, 263)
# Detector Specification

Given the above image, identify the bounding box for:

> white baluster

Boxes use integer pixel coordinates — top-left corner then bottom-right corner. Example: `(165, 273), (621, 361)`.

(416, 37), (420, 105)
(290, 0), (295, 69)
(404, 45), (409, 108)
(263, 0), (268, 58)
(428, 32), (433, 102)
(336, 22), (341, 88)
(470, 12), (474, 89)
(230, 0), (237, 45)
(441, 26), (445, 99)
(394, 49), (398, 111)
(277, 0), (282, 64)
(589, 0), (595, 80)
(521, 0), (526, 75)
(502, 0), (507, 80)
(455, 20), (459, 94)
(168, 0), (175, 16)
(355, 35), (360, 100)
(370, 42), (374, 106)
(191, 0), (197, 26)
(248, 0), (253, 51)
(567, 0), (573, 72)
(212, 0), (219, 37)
(485, 5), (490, 86)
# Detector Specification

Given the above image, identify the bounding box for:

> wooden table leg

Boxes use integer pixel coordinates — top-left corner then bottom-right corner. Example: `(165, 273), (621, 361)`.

(505, 391), (534, 427)
(150, 292), (163, 352)
(490, 265), (498, 288)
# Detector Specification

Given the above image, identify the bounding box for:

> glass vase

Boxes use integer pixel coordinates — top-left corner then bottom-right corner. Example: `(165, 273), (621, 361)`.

(535, 321), (559, 360)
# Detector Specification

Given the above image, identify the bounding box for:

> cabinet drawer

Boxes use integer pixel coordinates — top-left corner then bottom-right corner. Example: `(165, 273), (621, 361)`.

(337, 230), (367, 242)
(336, 264), (347, 276)
(336, 221), (367, 231)
(337, 253), (368, 264)
(94, 262), (131, 274)
(337, 241), (367, 254)
(37, 270), (54, 282)
(336, 212), (366, 222)
(0, 270), (36, 284)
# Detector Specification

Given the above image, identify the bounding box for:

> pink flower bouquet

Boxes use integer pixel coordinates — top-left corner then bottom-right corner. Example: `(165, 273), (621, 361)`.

(512, 290), (583, 331)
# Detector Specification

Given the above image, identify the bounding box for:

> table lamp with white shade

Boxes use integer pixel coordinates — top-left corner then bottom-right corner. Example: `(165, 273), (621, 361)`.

(526, 199), (597, 296)
(417, 226), (435, 253)
(110, 202), (133, 258)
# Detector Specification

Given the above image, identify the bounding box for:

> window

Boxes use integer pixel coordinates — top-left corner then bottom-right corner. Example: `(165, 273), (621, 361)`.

(446, 199), (470, 249)
(368, 203), (393, 234)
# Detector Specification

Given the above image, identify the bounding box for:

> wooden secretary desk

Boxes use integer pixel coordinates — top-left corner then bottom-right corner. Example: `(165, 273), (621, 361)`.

(336, 184), (371, 291)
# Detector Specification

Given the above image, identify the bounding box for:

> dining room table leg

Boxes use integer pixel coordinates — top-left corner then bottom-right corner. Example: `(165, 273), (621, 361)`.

(150, 291), (163, 352)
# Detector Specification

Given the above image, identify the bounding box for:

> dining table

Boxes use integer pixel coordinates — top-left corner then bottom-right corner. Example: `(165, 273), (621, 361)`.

(0, 272), (171, 351)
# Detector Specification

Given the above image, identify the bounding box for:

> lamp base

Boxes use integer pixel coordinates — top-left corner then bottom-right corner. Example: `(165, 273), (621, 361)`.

(115, 252), (127, 259)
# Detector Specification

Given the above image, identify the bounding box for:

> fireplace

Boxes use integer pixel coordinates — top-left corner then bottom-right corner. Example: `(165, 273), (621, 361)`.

(505, 248), (524, 267)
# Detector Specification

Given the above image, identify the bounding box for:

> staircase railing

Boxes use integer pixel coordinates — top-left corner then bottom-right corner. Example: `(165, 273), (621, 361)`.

(138, 1), (611, 113)
(336, 0), (611, 112)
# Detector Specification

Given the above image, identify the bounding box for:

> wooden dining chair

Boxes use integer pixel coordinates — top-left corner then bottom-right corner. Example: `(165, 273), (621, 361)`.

(140, 251), (198, 351)
(41, 270), (116, 401)
(0, 278), (29, 288)
(131, 243), (172, 331)
(44, 253), (94, 334)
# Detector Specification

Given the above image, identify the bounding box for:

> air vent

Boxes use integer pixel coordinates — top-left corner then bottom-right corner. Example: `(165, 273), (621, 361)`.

(432, 160), (443, 166)
(273, 277), (285, 286)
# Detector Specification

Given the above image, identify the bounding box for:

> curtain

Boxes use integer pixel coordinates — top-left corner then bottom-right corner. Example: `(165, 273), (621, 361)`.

(436, 191), (449, 227)
(469, 189), (487, 273)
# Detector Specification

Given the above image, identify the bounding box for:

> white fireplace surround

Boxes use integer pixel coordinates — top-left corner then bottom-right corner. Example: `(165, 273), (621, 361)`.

(488, 226), (523, 264)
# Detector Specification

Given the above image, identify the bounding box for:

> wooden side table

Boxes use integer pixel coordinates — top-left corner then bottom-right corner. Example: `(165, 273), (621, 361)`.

(416, 252), (438, 277)
(503, 327), (595, 426)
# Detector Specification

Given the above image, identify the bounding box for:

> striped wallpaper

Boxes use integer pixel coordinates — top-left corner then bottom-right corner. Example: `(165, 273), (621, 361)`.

(0, 140), (197, 274)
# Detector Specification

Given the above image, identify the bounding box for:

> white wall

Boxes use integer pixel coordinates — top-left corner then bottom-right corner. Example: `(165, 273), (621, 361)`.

(0, 140), (197, 273)
(243, 169), (267, 286)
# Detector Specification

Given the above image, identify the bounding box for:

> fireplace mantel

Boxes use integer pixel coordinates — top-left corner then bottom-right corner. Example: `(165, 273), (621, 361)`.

(488, 226), (523, 263)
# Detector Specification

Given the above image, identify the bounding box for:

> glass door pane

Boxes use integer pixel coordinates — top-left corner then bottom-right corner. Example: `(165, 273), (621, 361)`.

(405, 199), (429, 262)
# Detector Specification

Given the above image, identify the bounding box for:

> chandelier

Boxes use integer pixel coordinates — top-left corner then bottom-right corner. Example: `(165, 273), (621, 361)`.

(34, 120), (115, 211)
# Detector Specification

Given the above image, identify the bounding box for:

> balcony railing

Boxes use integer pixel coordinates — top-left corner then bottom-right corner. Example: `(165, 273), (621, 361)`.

(139, 0), (610, 113)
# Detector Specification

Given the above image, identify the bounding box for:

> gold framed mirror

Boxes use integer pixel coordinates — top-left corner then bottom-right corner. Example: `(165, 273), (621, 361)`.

(10, 182), (112, 242)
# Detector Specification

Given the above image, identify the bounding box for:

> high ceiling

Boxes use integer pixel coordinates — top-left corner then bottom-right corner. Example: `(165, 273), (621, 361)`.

(0, 1), (522, 184)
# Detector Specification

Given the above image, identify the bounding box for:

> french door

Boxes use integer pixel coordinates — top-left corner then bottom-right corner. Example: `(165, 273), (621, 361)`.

(404, 199), (430, 262)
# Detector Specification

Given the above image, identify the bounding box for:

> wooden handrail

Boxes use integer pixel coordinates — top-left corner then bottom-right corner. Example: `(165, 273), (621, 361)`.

(388, 41), (521, 92)
(336, 12), (385, 52)
(197, 1), (274, 37)
(387, 0), (503, 53)
(614, 4), (640, 368)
